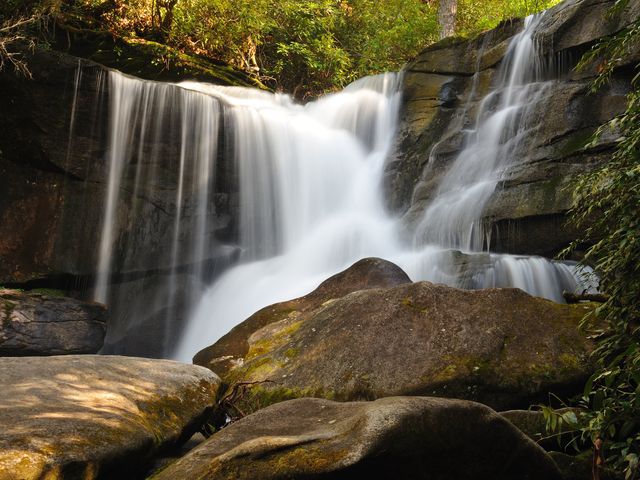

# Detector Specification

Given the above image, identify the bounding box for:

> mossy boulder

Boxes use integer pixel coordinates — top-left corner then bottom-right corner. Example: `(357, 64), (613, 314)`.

(151, 396), (561, 480)
(196, 258), (594, 412)
(0, 355), (220, 479)
(0, 288), (107, 356)
(193, 257), (412, 375)
(55, 27), (265, 88)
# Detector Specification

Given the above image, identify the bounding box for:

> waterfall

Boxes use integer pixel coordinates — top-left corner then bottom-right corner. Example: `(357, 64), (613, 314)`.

(413, 15), (549, 251)
(90, 14), (593, 360)
(173, 75), (406, 360)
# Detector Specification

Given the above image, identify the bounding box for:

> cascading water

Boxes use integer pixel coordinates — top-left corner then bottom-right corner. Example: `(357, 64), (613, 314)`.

(174, 75), (407, 360)
(413, 14), (549, 251)
(90, 13), (593, 361)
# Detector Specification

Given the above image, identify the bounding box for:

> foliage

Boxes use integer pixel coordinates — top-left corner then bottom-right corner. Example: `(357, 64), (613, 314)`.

(563, 1), (640, 476)
(336, 0), (439, 83)
(455, 0), (561, 37)
(0, 0), (563, 95)
(0, 0), (60, 77)
(2, 0), (553, 97)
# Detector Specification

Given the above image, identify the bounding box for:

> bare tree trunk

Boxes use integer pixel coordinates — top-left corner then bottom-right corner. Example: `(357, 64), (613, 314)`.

(438, 0), (457, 39)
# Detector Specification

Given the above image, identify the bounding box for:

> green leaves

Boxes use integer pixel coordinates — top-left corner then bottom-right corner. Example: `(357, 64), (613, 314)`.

(66, 0), (564, 97)
(565, 10), (640, 478)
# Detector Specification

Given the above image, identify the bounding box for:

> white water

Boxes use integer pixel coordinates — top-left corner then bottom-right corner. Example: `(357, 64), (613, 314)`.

(91, 14), (593, 360)
(413, 15), (549, 251)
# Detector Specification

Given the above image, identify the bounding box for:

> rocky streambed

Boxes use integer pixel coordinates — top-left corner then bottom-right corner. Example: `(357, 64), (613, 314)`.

(1, 0), (638, 477)
(0, 258), (610, 479)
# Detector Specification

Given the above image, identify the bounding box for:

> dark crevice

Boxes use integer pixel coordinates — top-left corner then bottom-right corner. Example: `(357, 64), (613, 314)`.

(2, 273), (94, 296)
(3, 248), (241, 296)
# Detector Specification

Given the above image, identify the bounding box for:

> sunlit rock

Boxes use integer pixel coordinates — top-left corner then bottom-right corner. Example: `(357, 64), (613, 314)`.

(0, 356), (220, 479)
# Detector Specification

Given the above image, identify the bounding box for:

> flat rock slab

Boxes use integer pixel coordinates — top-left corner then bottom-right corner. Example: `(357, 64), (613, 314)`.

(0, 289), (107, 356)
(151, 396), (562, 480)
(196, 258), (594, 411)
(0, 355), (220, 480)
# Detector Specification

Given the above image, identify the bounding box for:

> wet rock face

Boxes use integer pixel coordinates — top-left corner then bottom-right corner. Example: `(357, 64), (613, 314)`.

(0, 47), (241, 356)
(196, 258), (594, 411)
(0, 355), (220, 480)
(0, 48), (240, 285)
(0, 288), (107, 356)
(0, 50), (106, 284)
(385, 0), (639, 257)
(150, 396), (562, 480)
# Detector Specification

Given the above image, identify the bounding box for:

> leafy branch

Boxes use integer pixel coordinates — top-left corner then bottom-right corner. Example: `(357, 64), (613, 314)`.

(563, 2), (640, 476)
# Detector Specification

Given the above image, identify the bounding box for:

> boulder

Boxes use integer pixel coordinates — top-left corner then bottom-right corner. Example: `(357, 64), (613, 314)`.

(195, 259), (594, 411)
(0, 288), (106, 356)
(538, 0), (640, 53)
(0, 355), (220, 479)
(150, 396), (562, 480)
(193, 257), (412, 373)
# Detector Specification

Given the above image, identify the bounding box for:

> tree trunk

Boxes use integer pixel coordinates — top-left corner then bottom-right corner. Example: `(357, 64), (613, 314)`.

(438, 0), (457, 39)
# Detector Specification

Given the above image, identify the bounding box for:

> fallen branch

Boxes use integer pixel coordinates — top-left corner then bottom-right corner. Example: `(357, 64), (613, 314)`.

(201, 380), (277, 437)
(0, 14), (47, 78)
(563, 292), (610, 303)
(0, 36), (34, 78)
(0, 16), (38, 33)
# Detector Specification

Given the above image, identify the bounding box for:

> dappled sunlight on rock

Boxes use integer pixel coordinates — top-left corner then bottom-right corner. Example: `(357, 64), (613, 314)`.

(0, 355), (220, 479)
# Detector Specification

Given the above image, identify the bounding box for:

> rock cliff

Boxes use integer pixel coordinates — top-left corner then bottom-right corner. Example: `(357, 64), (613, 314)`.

(385, 0), (640, 257)
(0, 47), (242, 356)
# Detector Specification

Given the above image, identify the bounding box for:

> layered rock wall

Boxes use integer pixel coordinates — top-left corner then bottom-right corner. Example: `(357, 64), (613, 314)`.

(385, 0), (640, 257)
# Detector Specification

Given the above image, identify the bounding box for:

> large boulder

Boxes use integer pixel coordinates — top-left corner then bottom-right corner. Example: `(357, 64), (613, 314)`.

(0, 355), (220, 479)
(150, 396), (562, 480)
(385, 0), (639, 257)
(0, 288), (107, 355)
(195, 259), (594, 411)
(193, 257), (412, 374)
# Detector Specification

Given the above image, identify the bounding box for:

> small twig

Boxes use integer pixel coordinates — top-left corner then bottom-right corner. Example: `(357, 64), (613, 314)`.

(593, 438), (604, 480)
(200, 379), (278, 437)
(535, 428), (582, 444)
(0, 17), (37, 33)
(220, 379), (276, 408)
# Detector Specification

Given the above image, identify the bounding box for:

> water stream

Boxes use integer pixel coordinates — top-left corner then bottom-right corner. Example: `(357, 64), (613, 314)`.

(89, 14), (592, 361)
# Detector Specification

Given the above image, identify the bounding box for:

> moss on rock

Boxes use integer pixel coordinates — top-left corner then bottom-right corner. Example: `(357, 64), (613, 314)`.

(198, 259), (595, 414)
(54, 25), (266, 88)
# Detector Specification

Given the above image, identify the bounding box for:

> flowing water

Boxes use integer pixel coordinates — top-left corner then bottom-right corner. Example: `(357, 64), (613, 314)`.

(413, 15), (550, 251)
(89, 14), (592, 361)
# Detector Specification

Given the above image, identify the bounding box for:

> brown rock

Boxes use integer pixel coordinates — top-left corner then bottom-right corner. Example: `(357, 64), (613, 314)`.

(196, 259), (594, 411)
(150, 396), (562, 480)
(0, 355), (220, 479)
(193, 257), (411, 374)
(0, 288), (106, 356)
